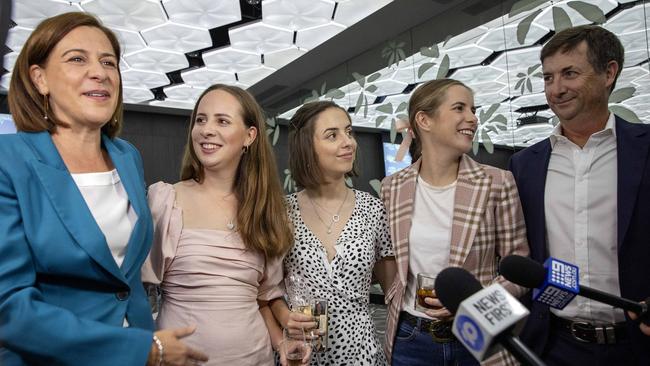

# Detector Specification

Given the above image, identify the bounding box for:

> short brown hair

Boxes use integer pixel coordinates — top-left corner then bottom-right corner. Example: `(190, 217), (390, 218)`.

(180, 84), (293, 258)
(540, 25), (624, 92)
(288, 101), (358, 190)
(408, 78), (471, 144)
(8, 12), (124, 137)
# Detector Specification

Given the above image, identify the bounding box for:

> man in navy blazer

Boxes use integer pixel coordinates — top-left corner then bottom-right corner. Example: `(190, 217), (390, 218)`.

(509, 25), (650, 365)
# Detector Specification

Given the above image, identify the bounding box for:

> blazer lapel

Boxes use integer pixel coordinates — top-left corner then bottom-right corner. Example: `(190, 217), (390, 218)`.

(22, 132), (125, 281)
(102, 136), (148, 277)
(616, 117), (650, 249)
(389, 160), (419, 286)
(449, 155), (491, 267)
(523, 140), (552, 261)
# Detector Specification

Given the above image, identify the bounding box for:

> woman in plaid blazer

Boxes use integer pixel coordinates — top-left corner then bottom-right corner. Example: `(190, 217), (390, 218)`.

(380, 79), (530, 366)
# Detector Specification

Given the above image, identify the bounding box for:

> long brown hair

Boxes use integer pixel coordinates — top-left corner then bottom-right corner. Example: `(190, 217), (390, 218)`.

(8, 12), (124, 137)
(180, 84), (292, 258)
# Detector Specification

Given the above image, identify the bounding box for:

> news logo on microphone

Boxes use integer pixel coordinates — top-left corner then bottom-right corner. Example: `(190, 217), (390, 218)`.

(532, 257), (579, 309)
(452, 283), (529, 361)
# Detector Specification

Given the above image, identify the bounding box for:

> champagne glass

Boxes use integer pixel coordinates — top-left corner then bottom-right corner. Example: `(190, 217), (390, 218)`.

(281, 328), (312, 366)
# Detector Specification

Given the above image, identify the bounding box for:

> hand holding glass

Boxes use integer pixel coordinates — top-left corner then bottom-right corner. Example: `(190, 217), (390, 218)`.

(280, 328), (312, 366)
(415, 273), (439, 312)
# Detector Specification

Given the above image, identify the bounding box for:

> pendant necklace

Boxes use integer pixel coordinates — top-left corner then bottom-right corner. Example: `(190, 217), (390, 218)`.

(307, 188), (350, 234)
(212, 193), (236, 231)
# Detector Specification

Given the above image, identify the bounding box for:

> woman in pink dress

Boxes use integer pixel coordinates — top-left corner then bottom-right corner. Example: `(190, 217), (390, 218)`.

(142, 84), (293, 365)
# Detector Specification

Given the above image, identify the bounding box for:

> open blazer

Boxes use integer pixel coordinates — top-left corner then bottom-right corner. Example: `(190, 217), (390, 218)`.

(509, 116), (650, 364)
(381, 155), (529, 365)
(0, 131), (154, 366)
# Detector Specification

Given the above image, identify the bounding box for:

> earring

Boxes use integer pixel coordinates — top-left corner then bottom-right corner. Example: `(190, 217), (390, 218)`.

(43, 94), (49, 121)
(242, 145), (249, 154)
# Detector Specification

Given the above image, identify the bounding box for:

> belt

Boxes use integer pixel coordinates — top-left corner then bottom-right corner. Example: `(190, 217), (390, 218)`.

(400, 311), (455, 343)
(550, 314), (628, 344)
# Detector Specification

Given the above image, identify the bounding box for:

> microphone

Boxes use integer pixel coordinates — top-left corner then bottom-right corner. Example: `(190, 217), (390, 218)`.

(435, 267), (546, 366)
(499, 255), (650, 324)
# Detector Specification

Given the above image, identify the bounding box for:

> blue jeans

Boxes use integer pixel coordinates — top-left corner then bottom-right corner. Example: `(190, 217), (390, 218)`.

(392, 315), (479, 366)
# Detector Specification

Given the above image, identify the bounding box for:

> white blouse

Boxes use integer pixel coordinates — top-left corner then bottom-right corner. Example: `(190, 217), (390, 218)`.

(71, 169), (136, 268)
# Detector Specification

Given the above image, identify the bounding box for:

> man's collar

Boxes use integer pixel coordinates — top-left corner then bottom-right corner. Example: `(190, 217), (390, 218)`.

(549, 112), (616, 148)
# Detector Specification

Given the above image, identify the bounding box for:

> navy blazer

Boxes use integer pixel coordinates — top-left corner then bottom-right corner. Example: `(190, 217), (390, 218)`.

(0, 132), (155, 366)
(509, 116), (650, 363)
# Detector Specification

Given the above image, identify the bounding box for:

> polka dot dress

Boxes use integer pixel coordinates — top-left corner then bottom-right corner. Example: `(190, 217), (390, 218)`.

(284, 190), (393, 365)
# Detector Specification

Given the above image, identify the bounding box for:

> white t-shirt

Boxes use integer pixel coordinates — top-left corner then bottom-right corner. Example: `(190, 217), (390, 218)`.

(403, 176), (456, 318)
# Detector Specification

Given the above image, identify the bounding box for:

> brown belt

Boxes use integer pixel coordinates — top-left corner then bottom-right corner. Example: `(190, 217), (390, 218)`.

(400, 311), (455, 343)
(551, 314), (629, 344)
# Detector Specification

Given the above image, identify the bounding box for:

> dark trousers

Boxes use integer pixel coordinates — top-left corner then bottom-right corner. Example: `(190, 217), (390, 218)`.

(542, 323), (638, 366)
(392, 316), (479, 366)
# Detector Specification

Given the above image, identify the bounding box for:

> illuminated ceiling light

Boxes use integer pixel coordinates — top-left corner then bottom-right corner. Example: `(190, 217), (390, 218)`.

(263, 0), (335, 30)
(121, 69), (170, 89)
(181, 68), (236, 89)
(141, 22), (212, 54)
(163, 84), (204, 101)
(490, 46), (542, 73)
(228, 21), (293, 54)
(263, 46), (307, 69)
(237, 66), (276, 85)
(202, 47), (262, 72)
(511, 93), (547, 107)
(111, 28), (147, 56)
(149, 98), (196, 110)
(1, 74), (11, 90)
(295, 22), (346, 50)
(123, 49), (189, 74)
(452, 66), (505, 85)
(603, 4), (650, 34)
(443, 44), (493, 69)
(477, 23), (549, 51)
(119, 58), (130, 71)
(474, 93), (507, 107)
(81, 0), (166, 31)
(123, 87), (155, 103)
(162, 0), (241, 29)
(333, 0), (392, 27)
(12, 0), (81, 28)
(623, 49), (650, 67)
(6, 26), (33, 52)
(3, 52), (18, 72)
(533, 0), (617, 31)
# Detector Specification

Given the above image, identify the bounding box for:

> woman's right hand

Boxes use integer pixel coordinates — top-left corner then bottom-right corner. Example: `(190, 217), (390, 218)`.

(147, 326), (209, 366)
(285, 311), (318, 338)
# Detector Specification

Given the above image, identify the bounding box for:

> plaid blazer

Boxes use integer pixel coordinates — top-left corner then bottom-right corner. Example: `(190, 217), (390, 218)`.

(380, 154), (530, 365)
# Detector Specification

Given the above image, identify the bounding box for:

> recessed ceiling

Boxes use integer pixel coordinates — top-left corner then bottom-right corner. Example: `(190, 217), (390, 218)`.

(276, 0), (650, 148)
(2, 0), (395, 108)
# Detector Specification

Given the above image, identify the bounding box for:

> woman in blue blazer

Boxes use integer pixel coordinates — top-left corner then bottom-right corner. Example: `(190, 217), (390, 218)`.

(0, 12), (207, 366)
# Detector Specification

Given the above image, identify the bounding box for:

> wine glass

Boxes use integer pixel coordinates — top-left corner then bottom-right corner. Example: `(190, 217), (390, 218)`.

(280, 328), (312, 366)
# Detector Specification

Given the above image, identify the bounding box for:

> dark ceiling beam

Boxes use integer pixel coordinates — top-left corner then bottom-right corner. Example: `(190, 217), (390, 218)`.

(250, 0), (517, 116)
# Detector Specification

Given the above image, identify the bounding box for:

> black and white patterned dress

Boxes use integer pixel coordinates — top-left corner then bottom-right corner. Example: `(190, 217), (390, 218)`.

(284, 190), (393, 366)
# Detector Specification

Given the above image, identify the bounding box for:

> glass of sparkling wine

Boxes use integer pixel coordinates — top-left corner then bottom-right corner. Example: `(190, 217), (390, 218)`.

(282, 328), (312, 366)
(415, 273), (437, 313)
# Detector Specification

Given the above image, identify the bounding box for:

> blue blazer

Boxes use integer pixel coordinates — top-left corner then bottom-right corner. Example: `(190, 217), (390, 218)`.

(509, 117), (650, 363)
(0, 132), (155, 366)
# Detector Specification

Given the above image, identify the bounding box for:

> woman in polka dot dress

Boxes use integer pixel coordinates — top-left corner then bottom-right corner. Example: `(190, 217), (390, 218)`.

(270, 101), (396, 365)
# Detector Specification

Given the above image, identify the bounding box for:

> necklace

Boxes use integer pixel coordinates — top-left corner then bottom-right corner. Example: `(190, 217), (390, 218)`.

(211, 193), (236, 231)
(307, 188), (350, 234)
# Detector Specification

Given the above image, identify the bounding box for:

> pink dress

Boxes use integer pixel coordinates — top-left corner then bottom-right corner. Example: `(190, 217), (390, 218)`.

(142, 182), (283, 366)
